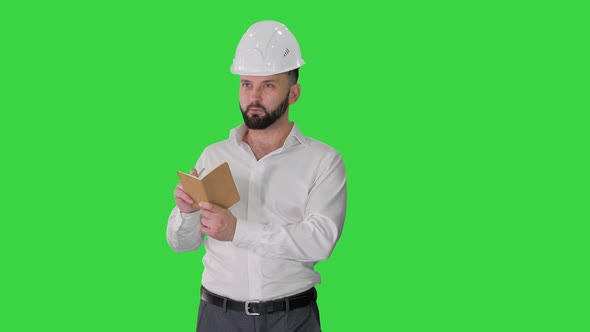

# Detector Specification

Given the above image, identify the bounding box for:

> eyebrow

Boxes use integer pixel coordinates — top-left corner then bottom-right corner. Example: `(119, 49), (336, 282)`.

(240, 79), (278, 84)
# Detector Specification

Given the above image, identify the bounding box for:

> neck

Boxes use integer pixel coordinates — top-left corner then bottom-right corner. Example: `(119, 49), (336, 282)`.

(243, 116), (294, 159)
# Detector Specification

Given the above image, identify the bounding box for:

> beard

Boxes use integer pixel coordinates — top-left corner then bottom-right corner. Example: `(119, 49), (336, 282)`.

(240, 93), (290, 130)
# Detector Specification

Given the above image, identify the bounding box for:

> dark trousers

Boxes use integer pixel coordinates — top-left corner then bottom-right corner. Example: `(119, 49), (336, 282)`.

(196, 294), (321, 332)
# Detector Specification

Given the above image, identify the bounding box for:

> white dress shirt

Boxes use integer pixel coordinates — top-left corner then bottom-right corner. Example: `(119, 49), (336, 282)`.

(167, 123), (347, 301)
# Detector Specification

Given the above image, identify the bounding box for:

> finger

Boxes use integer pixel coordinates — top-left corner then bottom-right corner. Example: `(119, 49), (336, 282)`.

(190, 168), (198, 176)
(174, 188), (194, 204)
(174, 185), (190, 197)
(200, 225), (211, 236)
(199, 209), (211, 219)
(198, 202), (217, 212)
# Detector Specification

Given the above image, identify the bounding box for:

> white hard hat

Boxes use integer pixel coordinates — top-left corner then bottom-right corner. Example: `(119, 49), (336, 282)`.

(230, 20), (305, 76)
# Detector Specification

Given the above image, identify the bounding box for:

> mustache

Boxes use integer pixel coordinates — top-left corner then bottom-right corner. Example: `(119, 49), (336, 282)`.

(245, 103), (267, 113)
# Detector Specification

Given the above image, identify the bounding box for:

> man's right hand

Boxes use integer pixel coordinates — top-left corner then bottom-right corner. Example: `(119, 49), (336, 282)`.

(174, 168), (200, 213)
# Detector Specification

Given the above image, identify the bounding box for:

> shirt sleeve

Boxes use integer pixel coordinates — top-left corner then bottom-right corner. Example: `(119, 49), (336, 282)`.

(232, 154), (347, 262)
(166, 206), (205, 252)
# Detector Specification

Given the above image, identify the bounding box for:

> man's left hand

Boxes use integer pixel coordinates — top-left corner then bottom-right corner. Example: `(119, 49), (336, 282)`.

(199, 202), (237, 241)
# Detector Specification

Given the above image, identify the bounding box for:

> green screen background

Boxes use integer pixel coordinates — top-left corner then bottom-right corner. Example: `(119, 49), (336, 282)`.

(1, 1), (587, 331)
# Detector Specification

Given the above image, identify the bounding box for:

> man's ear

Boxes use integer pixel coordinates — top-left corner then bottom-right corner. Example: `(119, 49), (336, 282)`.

(288, 84), (301, 105)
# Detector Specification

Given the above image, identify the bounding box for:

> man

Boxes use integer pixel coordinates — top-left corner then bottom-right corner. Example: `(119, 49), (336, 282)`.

(167, 20), (347, 332)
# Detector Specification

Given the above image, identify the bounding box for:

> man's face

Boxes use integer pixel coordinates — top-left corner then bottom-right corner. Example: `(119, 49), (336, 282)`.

(239, 74), (293, 130)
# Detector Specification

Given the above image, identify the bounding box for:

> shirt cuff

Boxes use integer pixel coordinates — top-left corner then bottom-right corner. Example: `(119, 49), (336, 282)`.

(179, 210), (202, 230)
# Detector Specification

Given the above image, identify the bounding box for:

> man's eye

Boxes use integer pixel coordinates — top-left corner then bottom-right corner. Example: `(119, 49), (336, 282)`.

(264, 84), (273, 88)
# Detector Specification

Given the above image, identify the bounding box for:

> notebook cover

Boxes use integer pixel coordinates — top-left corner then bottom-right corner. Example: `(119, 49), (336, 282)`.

(177, 162), (240, 209)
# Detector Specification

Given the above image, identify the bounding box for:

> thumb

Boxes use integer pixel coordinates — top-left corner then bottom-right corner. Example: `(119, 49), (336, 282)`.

(190, 168), (198, 176)
(198, 201), (217, 211)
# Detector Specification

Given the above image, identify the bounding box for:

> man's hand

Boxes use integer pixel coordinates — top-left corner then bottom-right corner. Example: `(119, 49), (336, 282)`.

(174, 168), (199, 214)
(199, 202), (237, 242)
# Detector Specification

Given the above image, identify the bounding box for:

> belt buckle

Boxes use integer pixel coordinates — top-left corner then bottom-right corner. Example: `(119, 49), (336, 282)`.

(245, 301), (260, 316)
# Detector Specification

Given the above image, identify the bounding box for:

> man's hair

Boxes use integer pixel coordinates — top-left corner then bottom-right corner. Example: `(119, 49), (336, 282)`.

(286, 68), (299, 86)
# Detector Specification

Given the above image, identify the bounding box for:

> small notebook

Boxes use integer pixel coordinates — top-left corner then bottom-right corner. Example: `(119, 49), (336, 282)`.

(177, 162), (240, 209)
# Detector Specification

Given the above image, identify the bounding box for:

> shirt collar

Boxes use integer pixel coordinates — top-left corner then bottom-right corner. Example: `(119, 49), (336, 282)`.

(283, 123), (306, 148)
(229, 124), (248, 143)
(230, 123), (306, 149)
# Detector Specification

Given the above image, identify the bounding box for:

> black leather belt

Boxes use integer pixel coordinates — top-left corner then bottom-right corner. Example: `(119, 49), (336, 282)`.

(200, 287), (317, 315)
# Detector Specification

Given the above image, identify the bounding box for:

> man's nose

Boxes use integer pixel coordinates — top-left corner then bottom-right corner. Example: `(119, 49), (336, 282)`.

(249, 86), (262, 103)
